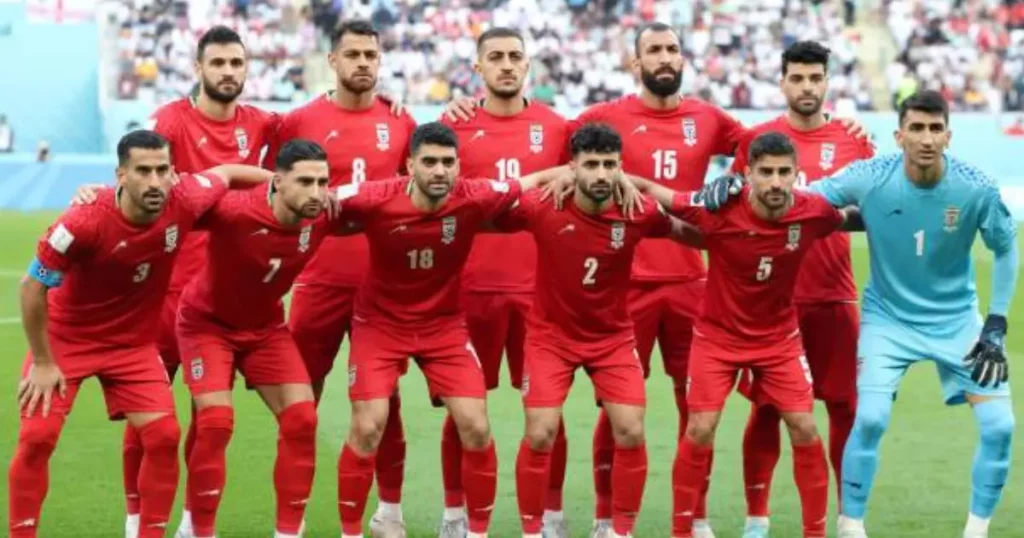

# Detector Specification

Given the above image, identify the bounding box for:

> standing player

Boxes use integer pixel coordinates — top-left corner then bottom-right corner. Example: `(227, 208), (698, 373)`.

(268, 19), (415, 535)
(130, 24), (279, 538)
(727, 41), (875, 538)
(439, 26), (573, 537)
(333, 122), (571, 538)
(636, 131), (850, 538)
(176, 140), (352, 538)
(9, 131), (270, 538)
(493, 124), (700, 538)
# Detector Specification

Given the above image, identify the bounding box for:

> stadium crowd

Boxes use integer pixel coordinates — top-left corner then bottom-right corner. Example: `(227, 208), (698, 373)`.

(112, 0), (876, 111)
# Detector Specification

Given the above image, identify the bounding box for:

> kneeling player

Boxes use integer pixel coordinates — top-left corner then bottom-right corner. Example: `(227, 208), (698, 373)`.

(491, 123), (701, 538)
(174, 140), (352, 538)
(634, 132), (855, 538)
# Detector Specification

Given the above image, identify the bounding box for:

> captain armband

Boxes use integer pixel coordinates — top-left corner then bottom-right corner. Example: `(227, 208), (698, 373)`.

(27, 257), (64, 288)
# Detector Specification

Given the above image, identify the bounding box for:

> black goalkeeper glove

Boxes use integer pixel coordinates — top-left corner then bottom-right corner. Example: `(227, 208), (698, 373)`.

(695, 173), (744, 212)
(964, 314), (1009, 388)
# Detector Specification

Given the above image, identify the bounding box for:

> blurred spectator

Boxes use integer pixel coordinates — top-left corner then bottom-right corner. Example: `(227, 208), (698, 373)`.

(0, 115), (12, 153)
(37, 141), (50, 163)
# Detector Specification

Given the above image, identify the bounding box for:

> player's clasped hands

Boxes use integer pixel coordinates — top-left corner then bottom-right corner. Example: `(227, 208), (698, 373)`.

(698, 173), (746, 211)
(964, 314), (1010, 388)
(17, 362), (67, 418)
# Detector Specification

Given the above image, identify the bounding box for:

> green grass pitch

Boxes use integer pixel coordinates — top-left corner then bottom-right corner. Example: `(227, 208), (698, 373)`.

(0, 211), (1020, 537)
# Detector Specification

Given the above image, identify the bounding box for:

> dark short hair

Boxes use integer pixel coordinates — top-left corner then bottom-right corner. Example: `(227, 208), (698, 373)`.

(477, 27), (524, 51)
(570, 123), (622, 157)
(899, 90), (949, 126)
(410, 122), (459, 155)
(117, 130), (168, 165)
(747, 131), (797, 166)
(634, 22), (679, 57)
(331, 19), (378, 51)
(275, 139), (328, 172)
(781, 41), (831, 76)
(197, 25), (244, 61)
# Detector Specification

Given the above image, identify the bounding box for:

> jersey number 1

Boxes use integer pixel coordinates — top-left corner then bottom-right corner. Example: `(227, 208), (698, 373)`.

(914, 229), (925, 256)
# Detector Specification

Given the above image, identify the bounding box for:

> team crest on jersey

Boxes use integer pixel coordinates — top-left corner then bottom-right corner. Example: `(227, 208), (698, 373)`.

(819, 143), (836, 170)
(529, 124), (544, 153)
(375, 123), (390, 151)
(441, 216), (457, 245)
(190, 358), (204, 380)
(785, 224), (801, 251)
(234, 128), (250, 158)
(298, 224), (312, 252)
(944, 205), (960, 232)
(164, 224), (179, 253)
(610, 222), (625, 250)
(682, 118), (698, 147)
(521, 374), (530, 396)
(348, 364), (357, 387)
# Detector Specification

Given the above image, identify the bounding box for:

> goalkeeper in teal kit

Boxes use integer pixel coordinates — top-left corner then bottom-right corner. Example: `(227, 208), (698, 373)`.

(701, 90), (1018, 538)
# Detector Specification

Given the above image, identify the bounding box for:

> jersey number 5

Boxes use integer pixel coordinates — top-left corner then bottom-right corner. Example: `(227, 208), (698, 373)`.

(755, 256), (773, 281)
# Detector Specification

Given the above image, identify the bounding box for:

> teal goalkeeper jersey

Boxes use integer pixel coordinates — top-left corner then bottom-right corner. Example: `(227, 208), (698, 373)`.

(809, 154), (1017, 334)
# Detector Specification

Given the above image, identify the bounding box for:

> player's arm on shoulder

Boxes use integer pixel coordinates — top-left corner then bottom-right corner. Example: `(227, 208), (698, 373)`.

(711, 106), (748, 156)
(807, 158), (876, 207)
(334, 181), (381, 222)
(979, 185), (1019, 318)
(646, 202), (705, 248)
(486, 195), (535, 234)
(202, 164), (275, 188)
(838, 206), (865, 231)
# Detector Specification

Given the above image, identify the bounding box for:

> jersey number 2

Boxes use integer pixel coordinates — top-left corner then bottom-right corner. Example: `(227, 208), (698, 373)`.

(582, 257), (599, 285)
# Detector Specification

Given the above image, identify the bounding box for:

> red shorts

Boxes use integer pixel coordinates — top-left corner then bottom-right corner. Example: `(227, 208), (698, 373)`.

(288, 283), (356, 383)
(688, 333), (813, 413)
(738, 302), (859, 405)
(22, 333), (174, 420)
(629, 279), (704, 382)
(522, 338), (646, 408)
(178, 321), (311, 395)
(348, 317), (486, 405)
(156, 289), (182, 377)
(463, 291), (530, 390)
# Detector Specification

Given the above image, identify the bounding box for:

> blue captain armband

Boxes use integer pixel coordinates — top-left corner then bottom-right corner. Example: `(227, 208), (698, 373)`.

(27, 258), (64, 288)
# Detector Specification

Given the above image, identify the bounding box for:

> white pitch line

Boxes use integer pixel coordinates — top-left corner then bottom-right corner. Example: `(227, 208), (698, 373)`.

(0, 316), (19, 324)
(0, 269), (23, 278)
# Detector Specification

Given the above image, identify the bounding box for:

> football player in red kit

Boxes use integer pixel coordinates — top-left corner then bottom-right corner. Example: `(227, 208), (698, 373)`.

(333, 122), (573, 538)
(439, 26), (573, 536)
(728, 41), (875, 538)
(633, 131), (857, 538)
(10, 131), (271, 538)
(130, 25), (279, 538)
(267, 20), (415, 534)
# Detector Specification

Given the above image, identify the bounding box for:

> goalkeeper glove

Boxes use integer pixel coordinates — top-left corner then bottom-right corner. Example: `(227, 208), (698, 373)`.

(964, 314), (1009, 388)
(695, 173), (744, 211)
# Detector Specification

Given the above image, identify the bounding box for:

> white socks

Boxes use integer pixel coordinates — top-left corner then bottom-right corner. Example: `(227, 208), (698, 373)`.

(443, 506), (467, 521)
(375, 501), (403, 521)
(965, 513), (990, 534)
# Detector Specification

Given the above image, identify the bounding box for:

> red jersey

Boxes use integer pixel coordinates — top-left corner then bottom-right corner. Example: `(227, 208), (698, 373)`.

(730, 116), (874, 304)
(35, 173), (228, 347)
(148, 98), (278, 294)
(442, 100), (571, 293)
(271, 94), (417, 289)
(495, 191), (672, 350)
(178, 184), (350, 332)
(573, 95), (747, 283)
(339, 177), (521, 329)
(669, 188), (843, 351)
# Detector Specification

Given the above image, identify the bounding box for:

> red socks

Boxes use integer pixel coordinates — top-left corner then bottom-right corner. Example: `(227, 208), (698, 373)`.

(188, 406), (234, 537)
(441, 414), (464, 509)
(337, 443), (376, 536)
(376, 393), (406, 504)
(462, 441), (498, 533)
(672, 438), (712, 538)
(592, 410), (614, 520)
(274, 402), (318, 535)
(122, 425), (144, 516)
(673, 386), (713, 521)
(742, 403), (782, 517)
(8, 414), (64, 538)
(792, 439), (829, 538)
(136, 416), (182, 538)
(515, 440), (552, 533)
(826, 399), (855, 501)
(547, 420), (567, 513)
(611, 444), (648, 536)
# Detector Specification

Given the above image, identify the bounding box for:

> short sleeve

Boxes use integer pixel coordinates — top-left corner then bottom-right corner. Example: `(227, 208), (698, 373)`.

(979, 186), (1018, 255)
(491, 194), (538, 232)
(174, 172), (230, 219)
(806, 194), (844, 239)
(264, 110), (299, 172)
(729, 130), (756, 174)
(644, 202), (674, 238)
(337, 180), (389, 221)
(34, 208), (99, 281)
(807, 158), (878, 207)
(668, 191), (717, 233)
(465, 178), (523, 218)
(147, 105), (180, 140)
(711, 106), (747, 157)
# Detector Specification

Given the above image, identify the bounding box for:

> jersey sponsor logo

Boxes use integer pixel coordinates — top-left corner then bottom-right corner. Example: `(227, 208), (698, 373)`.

(489, 180), (510, 193)
(165, 225), (179, 253)
(631, 124), (647, 135)
(944, 205), (960, 232)
(819, 143), (836, 170)
(610, 221), (625, 250)
(190, 357), (204, 380)
(298, 224), (312, 252)
(785, 224), (801, 251)
(389, 224), (407, 235)
(441, 216), (457, 245)
(197, 136), (208, 148)
(251, 228), (269, 236)
(558, 223), (576, 234)
(193, 174), (213, 188)
(234, 128), (250, 158)
(375, 123), (390, 150)
(325, 129), (339, 143)
(529, 124), (544, 153)
(48, 223), (75, 254)
(470, 129), (486, 142)
(682, 118), (698, 147)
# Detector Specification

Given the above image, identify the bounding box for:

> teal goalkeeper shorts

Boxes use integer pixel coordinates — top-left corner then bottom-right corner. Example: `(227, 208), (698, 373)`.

(857, 312), (1011, 405)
